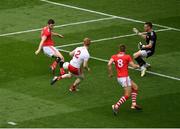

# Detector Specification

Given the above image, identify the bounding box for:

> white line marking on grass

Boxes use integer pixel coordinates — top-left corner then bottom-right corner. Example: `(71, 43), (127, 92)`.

(58, 49), (180, 81)
(40, 0), (180, 32)
(7, 121), (17, 125)
(56, 28), (172, 48)
(0, 17), (116, 37)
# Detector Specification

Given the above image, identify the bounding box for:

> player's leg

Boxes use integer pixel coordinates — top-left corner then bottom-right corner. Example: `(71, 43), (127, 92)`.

(50, 47), (65, 75)
(133, 50), (147, 77)
(112, 86), (131, 115)
(144, 50), (154, 69)
(133, 50), (146, 67)
(43, 46), (63, 74)
(131, 80), (142, 110)
(42, 46), (59, 74)
(50, 56), (61, 74)
(69, 74), (84, 92)
(112, 77), (131, 115)
(50, 72), (72, 85)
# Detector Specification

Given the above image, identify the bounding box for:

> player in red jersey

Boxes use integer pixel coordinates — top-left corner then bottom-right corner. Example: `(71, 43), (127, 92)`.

(108, 44), (142, 115)
(35, 19), (65, 75)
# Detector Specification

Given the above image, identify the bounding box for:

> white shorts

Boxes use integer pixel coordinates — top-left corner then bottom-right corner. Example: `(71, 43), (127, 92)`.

(43, 46), (59, 57)
(117, 76), (132, 87)
(140, 50), (152, 58)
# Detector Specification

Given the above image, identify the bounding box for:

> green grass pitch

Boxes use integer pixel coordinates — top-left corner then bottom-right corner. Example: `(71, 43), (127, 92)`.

(0, 0), (180, 127)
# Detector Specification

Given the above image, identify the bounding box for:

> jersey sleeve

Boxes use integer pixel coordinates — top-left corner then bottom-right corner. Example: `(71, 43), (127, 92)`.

(83, 53), (90, 61)
(111, 55), (115, 60)
(149, 32), (156, 44)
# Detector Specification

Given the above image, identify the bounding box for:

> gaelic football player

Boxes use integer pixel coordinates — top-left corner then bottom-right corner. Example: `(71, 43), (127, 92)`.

(133, 22), (157, 77)
(35, 19), (65, 75)
(51, 38), (91, 92)
(108, 44), (142, 115)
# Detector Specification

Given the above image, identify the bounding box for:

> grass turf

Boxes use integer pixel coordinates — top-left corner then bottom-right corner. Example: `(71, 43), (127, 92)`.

(0, 0), (180, 127)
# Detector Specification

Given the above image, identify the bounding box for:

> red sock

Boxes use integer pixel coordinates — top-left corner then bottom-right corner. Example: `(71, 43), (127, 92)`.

(60, 68), (65, 75)
(131, 89), (138, 105)
(115, 96), (129, 109)
(51, 61), (57, 70)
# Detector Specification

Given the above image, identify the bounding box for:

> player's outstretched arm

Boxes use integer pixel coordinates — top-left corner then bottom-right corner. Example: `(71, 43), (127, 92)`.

(129, 61), (140, 69)
(52, 32), (64, 38)
(69, 50), (75, 57)
(108, 58), (114, 77)
(133, 28), (146, 39)
(35, 36), (47, 55)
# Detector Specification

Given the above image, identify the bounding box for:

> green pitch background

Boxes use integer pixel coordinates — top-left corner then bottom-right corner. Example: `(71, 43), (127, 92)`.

(0, 0), (180, 127)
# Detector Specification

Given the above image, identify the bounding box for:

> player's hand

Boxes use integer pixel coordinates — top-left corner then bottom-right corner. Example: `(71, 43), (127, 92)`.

(59, 34), (64, 38)
(87, 67), (90, 72)
(35, 49), (40, 55)
(133, 28), (139, 35)
(109, 73), (113, 78)
(138, 42), (143, 50)
(84, 67), (90, 72)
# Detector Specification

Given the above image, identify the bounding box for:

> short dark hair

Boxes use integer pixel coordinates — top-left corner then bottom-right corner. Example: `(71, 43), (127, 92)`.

(119, 44), (126, 52)
(145, 22), (153, 28)
(48, 19), (55, 25)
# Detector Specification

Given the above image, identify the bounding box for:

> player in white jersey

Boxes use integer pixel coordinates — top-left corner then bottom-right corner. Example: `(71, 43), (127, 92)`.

(51, 38), (91, 92)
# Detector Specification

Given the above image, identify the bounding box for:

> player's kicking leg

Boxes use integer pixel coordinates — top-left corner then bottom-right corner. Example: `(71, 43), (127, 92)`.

(130, 81), (142, 110)
(43, 46), (65, 75)
(49, 47), (65, 75)
(51, 72), (72, 85)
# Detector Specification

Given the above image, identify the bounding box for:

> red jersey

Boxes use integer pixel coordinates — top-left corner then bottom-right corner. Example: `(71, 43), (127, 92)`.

(111, 52), (132, 77)
(41, 26), (54, 46)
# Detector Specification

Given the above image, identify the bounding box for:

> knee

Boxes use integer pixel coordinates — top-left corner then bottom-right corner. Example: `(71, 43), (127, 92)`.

(132, 86), (138, 91)
(132, 82), (138, 91)
(133, 53), (138, 58)
(124, 95), (129, 100)
(67, 74), (72, 78)
(124, 92), (131, 98)
(134, 51), (141, 58)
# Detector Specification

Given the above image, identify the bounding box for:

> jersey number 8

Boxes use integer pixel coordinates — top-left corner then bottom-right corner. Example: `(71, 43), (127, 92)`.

(117, 59), (123, 68)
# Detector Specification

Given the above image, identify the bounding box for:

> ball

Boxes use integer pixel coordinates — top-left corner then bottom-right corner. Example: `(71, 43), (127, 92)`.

(63, 62), (69, 70)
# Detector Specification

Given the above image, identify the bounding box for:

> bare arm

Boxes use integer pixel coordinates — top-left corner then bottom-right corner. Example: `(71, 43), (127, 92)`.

(142, 40), (153, 49)
(52, 32), (64, 38)
(83, 60), (90, 71)
(69, 50), (76, 57)
(129, 61), (140, 69)
(35, 36), (47, 55)
(107, 58), (114, 77)
(133, 28), (147, 39)
(138, 33), (147, 39)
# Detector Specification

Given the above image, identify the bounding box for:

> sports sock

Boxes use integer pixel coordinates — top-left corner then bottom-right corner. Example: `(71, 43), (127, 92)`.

(59, 68), (65, 75)
(131, 89), (138, 106)
(51, 57), (61, 70)
(115, 96), (129, 109)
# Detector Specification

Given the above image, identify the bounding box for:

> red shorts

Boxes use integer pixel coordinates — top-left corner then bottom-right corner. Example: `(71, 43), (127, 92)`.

(68, 64), (81, 76)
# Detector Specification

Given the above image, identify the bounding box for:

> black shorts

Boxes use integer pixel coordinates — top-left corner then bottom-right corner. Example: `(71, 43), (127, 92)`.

(146, 50), (154, 58)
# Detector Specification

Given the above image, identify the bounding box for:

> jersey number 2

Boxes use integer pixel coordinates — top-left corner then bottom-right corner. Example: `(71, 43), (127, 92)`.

(117, 59), (123, 68)
(75, 50), (81, 59)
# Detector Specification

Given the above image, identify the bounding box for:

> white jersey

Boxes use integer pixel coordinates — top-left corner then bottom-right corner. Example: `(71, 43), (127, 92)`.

(70, 46), (90, 68)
